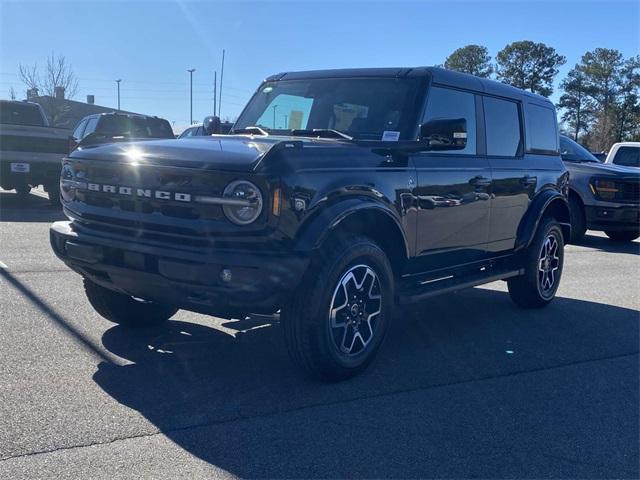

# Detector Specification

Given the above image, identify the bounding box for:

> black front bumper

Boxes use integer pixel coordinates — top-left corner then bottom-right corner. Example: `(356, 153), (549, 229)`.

(585, 204), (640, 232)
(50, 221), (309, 316)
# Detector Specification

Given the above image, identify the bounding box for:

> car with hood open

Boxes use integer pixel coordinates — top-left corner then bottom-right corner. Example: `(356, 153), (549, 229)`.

(50, 67), (571, 380)
(560, 135), (639, 242)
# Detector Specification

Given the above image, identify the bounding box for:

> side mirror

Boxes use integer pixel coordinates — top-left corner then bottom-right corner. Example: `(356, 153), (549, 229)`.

(203, 115), (221, 135)
(420, 118), (467, 151)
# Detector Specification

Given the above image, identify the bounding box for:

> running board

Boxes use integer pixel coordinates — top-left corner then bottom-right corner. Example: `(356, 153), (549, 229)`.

(398, 268), (523, 305)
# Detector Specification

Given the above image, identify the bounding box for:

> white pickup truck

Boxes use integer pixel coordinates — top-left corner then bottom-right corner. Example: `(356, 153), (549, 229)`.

(604, 142), (640, 168)
(0, 100), (68, 205)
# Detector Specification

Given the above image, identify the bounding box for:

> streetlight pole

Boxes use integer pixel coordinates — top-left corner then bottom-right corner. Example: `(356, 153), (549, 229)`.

(272, 105), (278, 129)
(116, 79), (121, 110)
(283, 114), (288, 129)
(187, 68), (196, 124)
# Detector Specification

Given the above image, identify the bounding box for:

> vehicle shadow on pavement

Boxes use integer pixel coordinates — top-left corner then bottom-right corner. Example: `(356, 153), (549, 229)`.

(93, 288), (639, 478)
(573, 233), (639, 255)
(0, 191), (65, 222)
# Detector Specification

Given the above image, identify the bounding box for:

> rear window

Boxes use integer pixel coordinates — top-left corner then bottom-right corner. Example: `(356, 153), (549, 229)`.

(484, 97), (522, 157)
(612, 147), (639, 167)
(0, 102), (46, 126)
(526, 103), (558, 154)
(96, 115), (174, 138)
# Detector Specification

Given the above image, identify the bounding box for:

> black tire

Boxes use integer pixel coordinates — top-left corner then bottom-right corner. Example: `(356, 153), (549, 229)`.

(568, 194), (586, 243)
(282, 236), (394, 381)
(604, 230), (640, 242)
(508, 217), (564, 309)
(15, 184), (31, 197)
(83, 278), (178, 327)
(46, 182), (62, 207)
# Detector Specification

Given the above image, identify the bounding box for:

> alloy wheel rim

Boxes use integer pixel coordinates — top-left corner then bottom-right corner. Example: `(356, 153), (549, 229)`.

(329, 264), (382, 356)
(538, 233), (560, 295)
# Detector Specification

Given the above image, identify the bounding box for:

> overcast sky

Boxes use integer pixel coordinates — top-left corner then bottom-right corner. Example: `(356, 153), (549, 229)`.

(1, 0), (638, 130)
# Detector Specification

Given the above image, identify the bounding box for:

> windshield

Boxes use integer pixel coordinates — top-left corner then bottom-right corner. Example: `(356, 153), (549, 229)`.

(234, 77), (422, 140)
(0, 102), (46, 126)
(559, 135), (599, 162)
(97, 115), (174, 138)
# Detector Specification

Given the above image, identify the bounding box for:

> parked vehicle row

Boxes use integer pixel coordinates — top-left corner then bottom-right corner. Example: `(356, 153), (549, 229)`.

(51, 66), (572, 380)
(560, 135), (639, 242)
(0, 100), (68, 205)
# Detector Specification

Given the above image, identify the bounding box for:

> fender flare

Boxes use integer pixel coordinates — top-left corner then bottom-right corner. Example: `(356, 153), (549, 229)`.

(515, 189), (571, 252)
(295, 197), (410, 259)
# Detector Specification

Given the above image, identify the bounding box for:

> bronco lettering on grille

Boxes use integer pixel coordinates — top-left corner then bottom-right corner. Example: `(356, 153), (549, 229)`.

(85, 183), (191, 202)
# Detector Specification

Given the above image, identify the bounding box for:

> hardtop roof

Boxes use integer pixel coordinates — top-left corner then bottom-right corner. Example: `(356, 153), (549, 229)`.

(269, 66), (552, 106)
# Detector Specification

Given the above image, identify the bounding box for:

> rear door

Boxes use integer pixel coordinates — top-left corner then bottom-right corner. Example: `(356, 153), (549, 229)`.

(482, 96), (531, 253)
(411, 86), (492, 272)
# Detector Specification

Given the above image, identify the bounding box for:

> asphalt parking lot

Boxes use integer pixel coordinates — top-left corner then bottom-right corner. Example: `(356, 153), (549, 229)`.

(0, 189), (638, 479)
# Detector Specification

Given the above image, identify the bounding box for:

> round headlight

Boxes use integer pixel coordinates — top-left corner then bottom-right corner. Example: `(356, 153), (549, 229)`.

(60, 163), (76, 202)
(222, 180), (263, 225)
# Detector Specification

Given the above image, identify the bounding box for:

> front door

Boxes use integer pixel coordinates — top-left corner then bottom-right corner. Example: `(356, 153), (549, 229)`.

(411, 86), (491, 273)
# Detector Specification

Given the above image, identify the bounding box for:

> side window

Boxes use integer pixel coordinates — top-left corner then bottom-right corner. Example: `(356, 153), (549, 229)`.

(422, 86), (476, 155)
(84, 117), (99, 137)
(484, 97), (522, 157)
(612, 147), (639, 167)
(196, 126), (204, 136)
(72, 120), (87, 140)
(526, 103), (558, 153)
(179, 127), (195, 138)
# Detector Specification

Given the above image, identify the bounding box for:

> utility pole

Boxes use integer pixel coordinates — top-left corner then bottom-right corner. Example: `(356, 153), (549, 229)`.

(116, 79), (121, 110)
(218, 49), (225, 119)
(283, 114), (288, 129)
(187, 68), (196, 124)
(213, 71), (217, 117)
(272, 105), (278, 128)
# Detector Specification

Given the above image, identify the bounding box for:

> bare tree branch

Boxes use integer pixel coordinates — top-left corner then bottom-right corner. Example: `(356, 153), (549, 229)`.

(18, 63), (40, 92)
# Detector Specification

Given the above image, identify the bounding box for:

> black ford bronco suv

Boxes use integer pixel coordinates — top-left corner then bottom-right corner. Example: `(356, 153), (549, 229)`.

(50, 67), (570, 380)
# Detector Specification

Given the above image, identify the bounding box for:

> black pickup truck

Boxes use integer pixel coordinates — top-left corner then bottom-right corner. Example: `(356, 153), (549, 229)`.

(50, 67), (570, 380)
(1, 100), (68, 205)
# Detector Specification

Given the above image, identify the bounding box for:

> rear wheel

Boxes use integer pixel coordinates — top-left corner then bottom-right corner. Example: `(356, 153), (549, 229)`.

(84, 278), (178, 328)
(568, 194), (586, 243)
(508, 217), (564, 309)
(605, 230), (639, 242)
(282, 236), (394, 381)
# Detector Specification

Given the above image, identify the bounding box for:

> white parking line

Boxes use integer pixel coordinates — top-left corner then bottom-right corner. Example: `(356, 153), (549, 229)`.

(0, 260), (8, 270)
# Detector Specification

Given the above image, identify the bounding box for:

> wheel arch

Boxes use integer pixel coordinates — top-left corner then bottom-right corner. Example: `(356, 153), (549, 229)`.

(515, 190), (571, 251)
(295, 199), (410, 277)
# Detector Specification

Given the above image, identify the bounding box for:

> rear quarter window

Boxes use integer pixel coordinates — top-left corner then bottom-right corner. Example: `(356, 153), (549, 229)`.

(526, 103), (558, 154)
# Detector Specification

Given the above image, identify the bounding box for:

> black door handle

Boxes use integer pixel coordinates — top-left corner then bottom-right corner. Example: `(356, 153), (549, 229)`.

(520, 175), (537, 186)
(470, 175), (491, 187)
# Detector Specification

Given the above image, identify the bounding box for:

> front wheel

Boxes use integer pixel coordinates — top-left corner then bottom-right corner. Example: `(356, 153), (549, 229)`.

(508, 217), (564, 309)
(605, 230), (639, 242)
(84, 278), (178, 328)
(282, 236), (394, 381)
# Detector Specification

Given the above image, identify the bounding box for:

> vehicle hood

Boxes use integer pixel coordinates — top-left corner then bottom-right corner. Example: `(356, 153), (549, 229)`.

(564, 160), (640, 178)
(70, 135), (290, 172)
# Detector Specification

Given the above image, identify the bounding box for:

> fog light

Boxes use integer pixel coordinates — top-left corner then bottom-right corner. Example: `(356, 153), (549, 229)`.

(220, 268), (232, 283)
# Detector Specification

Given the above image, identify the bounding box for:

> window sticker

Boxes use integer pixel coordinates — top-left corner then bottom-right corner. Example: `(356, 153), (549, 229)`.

(381, 131), (400, 142)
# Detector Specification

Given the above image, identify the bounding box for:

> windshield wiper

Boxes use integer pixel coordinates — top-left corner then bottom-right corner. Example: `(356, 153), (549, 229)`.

(231, 126), (270, 136)
(291, 128), (353, 140)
